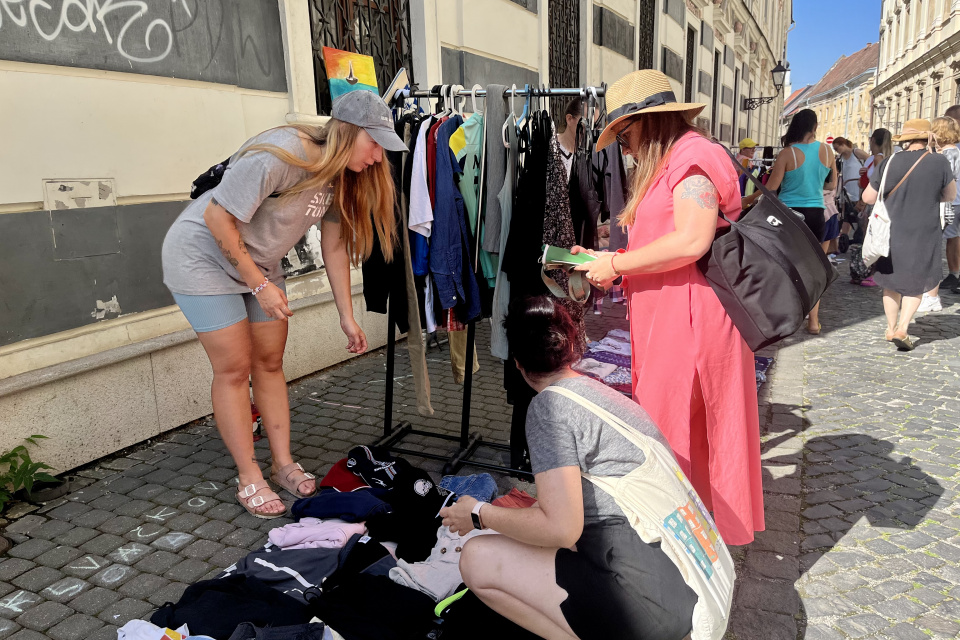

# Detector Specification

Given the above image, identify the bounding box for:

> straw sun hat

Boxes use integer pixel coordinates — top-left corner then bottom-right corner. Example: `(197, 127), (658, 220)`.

(893, 118), (933, 143)
(596, 69), (706, 151)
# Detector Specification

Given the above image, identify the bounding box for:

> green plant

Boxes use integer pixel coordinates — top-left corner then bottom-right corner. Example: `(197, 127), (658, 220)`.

(0, 435), (57, 514)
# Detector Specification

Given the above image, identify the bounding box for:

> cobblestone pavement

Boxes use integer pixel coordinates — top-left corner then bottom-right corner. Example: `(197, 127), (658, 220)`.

(1, 276), (959, 640)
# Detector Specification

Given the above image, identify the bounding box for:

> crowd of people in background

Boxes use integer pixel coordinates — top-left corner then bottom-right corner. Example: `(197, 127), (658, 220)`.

(733, 105), (960, 350)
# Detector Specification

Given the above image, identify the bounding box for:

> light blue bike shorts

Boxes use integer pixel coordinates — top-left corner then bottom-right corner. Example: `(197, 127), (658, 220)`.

(172, 281), (286, 333)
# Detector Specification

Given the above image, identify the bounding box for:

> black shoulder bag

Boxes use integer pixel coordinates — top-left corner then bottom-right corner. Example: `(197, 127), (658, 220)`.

(697, 145), (838, 351)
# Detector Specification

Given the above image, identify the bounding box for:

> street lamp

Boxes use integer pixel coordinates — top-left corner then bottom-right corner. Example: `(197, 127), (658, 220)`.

(743, 61), (788, 111)
(874, 102), (887, 126)
(857, 118), (869, 134)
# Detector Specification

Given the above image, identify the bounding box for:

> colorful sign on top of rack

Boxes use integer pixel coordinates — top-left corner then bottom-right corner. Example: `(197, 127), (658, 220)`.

(323, 47), (378, 99)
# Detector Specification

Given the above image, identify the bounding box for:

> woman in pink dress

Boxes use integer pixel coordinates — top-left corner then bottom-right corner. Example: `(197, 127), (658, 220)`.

(575, 70), (764, 545)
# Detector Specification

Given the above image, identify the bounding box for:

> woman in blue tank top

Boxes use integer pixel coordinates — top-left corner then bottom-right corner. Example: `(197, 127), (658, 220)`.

(742, 109), (836, 334)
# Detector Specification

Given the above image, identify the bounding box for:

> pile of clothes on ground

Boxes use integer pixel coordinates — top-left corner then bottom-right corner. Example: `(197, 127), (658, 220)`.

(574, 329), (632, 395)
(119, 446), (539, 640)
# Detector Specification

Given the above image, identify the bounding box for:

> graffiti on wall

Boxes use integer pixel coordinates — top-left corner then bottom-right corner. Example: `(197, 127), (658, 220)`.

(0, 0), (287, 92)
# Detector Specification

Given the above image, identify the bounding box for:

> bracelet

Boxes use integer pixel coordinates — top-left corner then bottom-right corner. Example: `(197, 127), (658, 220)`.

(251, 278), (269, 296)
(611, 249), (626, 277)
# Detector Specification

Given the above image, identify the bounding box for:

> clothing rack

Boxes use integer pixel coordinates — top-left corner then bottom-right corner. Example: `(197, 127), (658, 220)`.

(373, 82), (606, 479)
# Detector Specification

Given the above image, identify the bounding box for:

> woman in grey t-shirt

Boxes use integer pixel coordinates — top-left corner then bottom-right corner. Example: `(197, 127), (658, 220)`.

(161, 91), (407, 518)
(440, 296), (698, 640)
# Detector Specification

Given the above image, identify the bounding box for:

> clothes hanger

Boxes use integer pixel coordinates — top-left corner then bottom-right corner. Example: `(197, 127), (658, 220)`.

(436, 84), (451, 117)
(502, 84), (517, 148)
(517, 84), (531, 135)
(470, 84), (484, 116)
(452, 84), (466, 116)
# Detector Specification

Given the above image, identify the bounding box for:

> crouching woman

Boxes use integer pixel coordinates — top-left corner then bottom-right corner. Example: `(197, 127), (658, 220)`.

(439, 296), (701, 640)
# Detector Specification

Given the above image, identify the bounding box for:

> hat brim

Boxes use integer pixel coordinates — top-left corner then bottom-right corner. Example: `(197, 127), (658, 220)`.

(366, 126), (408, 152)
(596, 103), (707, 152)
(892, 133), (929, 143)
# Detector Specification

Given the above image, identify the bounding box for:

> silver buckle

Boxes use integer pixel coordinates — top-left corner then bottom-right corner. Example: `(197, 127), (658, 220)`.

(250, 496), (265, 507)
(241, 484), (258, 498)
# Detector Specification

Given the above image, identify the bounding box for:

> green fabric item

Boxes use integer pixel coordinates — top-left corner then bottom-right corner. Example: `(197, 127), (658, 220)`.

(450, 114), (498, 287)
(434, 587), (471, 617)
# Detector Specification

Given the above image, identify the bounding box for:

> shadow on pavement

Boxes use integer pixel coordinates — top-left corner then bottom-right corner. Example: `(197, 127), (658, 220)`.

(725, 404), (944, 640)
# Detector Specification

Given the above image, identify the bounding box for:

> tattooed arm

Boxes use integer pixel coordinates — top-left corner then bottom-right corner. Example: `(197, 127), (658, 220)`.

(203, 198), (292, 320)
(577, 169), (720, 284)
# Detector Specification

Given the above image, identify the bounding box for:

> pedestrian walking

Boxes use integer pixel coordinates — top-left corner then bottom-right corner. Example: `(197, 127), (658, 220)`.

(161, 91), (405, 517)
(932, 114), (960, 297)
(860, 119), (956, 351)
(573, 70), (764, 546)
(442, 295), (713, 640)
(746, 109), (837, 334)
(832, 136), (868, 252)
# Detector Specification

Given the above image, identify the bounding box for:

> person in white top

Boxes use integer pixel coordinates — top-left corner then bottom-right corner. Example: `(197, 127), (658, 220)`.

(830, 137), (869, 256)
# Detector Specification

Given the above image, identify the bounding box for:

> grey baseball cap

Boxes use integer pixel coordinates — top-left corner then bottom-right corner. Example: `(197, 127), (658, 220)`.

(332, 90), (408, 152)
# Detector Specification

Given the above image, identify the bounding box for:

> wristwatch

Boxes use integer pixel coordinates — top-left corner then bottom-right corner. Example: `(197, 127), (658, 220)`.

(471, 502), (486, 530)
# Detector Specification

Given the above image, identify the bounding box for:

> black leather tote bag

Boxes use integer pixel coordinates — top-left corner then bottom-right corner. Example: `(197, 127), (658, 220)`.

(698, 147), (838, 351)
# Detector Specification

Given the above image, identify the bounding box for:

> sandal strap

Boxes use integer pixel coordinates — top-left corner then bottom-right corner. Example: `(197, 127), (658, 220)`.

(238, 481), (281, 509)
(278, 462), (315, 484)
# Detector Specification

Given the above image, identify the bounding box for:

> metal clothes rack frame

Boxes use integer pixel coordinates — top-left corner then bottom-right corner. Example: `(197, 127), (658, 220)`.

(373, 83), (606, 478)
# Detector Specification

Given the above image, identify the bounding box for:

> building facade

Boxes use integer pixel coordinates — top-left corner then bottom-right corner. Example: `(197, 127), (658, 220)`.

(874, 0), (960, 133)
(784, 43), (879, 151)
(0, 0), (793, 472)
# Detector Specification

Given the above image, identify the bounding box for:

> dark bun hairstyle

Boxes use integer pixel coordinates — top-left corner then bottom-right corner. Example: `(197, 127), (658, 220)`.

(504, 295), (583, 375)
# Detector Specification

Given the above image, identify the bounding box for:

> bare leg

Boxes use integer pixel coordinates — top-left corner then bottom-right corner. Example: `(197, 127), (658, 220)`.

(196, 321), (284, 514)
(460, 535), (579, 640)
(249, 320), (315, 496)
(896, 295), (923, 335)
(808, 301), (820, 331)
(948, 237), (960, 275)
(882, 289), (901, 339)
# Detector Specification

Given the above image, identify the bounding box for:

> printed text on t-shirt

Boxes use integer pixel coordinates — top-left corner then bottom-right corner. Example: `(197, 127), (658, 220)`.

(305, 191), (333, 218)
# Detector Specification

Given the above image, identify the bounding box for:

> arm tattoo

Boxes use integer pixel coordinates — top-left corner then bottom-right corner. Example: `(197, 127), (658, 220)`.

(238, 235), (249, 256)
(680, 175), (719, 210)
(211, 196), (221, 208)
(216, 237), (240, 268)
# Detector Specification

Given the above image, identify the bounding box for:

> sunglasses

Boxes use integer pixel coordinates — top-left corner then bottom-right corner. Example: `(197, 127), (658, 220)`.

(616, 119), (640, 148)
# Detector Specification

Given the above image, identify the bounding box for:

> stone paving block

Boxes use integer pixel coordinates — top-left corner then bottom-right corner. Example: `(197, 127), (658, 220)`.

(147, 582), (187, 607)
(915, 614), (960, 637)
(46, 613), (104, 640)
(0, 592), (42, 620)
(0, 585), (11, 600)
(181, 539), (224, 561)
(7, 631), (48, 640)
(163, 559), (212, 584)
(45, 502), (91, 522)
(113, 500), (155, 518)
(207, 546), (248, 569)
(193, 520), (235, 541)
(163, 475), (203, 491)
(79, 535), (126, 557)
(96, 598), (153, 626)
(106, 543), (153, 566)
(11, 567), (64, 592)
(56, 527), (100, 548)
(1, 518), (45, 537)
(0, 619), (18, 640)
(0, 562), (35, 584)
(803, 595), (860, 618)
(67, 588), (120, 616)
(203, 503), (244, 522)
(220, 527), (263, 549)
(881, 622), (929, 640)
(6, 541), (55, 562)
(126, 484), (166, 501)
(88, 564), (138, 589)
(871, 597), (928, 621)
(133, 551), (181, 576)
(200, 467), (235, 483)
(117, 573), (169, 600)
(165, 512), (208, 533)
(87, 494), (132, 513)
(70, 510), (115, 529)
(96, 516), (142, 537)
(151, 532), (196, 553)
(39, 578), (90, 604)
(179, 494), (219, 514)
(14, 601), (73, 632)
(141, 505), (181, 523)
(908, 586), (946, 606)
(833, 613), (892, 638)
(124, 524), (168, 544)
(26, 520), (74, 541)
(728, 609), (797, 640)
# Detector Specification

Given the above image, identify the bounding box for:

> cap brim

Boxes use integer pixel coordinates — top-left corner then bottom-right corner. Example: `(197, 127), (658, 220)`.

(366, 126), (408, 152)
(596, 103), (706, 152)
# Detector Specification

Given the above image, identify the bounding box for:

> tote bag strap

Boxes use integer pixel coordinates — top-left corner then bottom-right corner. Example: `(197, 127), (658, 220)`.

(886, 151), (928, 200)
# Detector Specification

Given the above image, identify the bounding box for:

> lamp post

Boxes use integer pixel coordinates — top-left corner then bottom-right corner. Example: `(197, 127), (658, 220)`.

(743, 61), (788, 111)
(874, 102), (887, 128)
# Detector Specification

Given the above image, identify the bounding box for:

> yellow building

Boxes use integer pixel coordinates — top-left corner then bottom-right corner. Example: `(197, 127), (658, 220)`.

(787, 43), (879, 151)
(874, 0), (960, 131)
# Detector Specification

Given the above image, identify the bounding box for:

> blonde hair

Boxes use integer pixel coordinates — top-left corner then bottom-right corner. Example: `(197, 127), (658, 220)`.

(932, 116), (960, 146)
(618, 111), (706, 228)
(243, 120), (396, 266)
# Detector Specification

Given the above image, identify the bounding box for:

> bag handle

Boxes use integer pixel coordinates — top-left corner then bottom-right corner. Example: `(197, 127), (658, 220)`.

(885, 151), (929, 200)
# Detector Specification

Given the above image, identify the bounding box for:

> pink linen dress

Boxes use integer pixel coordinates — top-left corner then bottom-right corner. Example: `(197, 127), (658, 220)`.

(623, 131), (764, 545)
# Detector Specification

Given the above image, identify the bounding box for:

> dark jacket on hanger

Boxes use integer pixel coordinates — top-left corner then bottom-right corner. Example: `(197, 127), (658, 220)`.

(430, 115), (482, 322)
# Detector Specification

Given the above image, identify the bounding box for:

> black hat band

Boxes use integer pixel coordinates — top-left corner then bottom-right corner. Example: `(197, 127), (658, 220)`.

(608, 91), (678, 121)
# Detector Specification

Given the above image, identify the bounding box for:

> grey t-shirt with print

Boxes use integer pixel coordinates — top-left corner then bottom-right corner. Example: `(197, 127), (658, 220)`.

(526, 376), (673, 523)
(162, 127), (337, 295)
